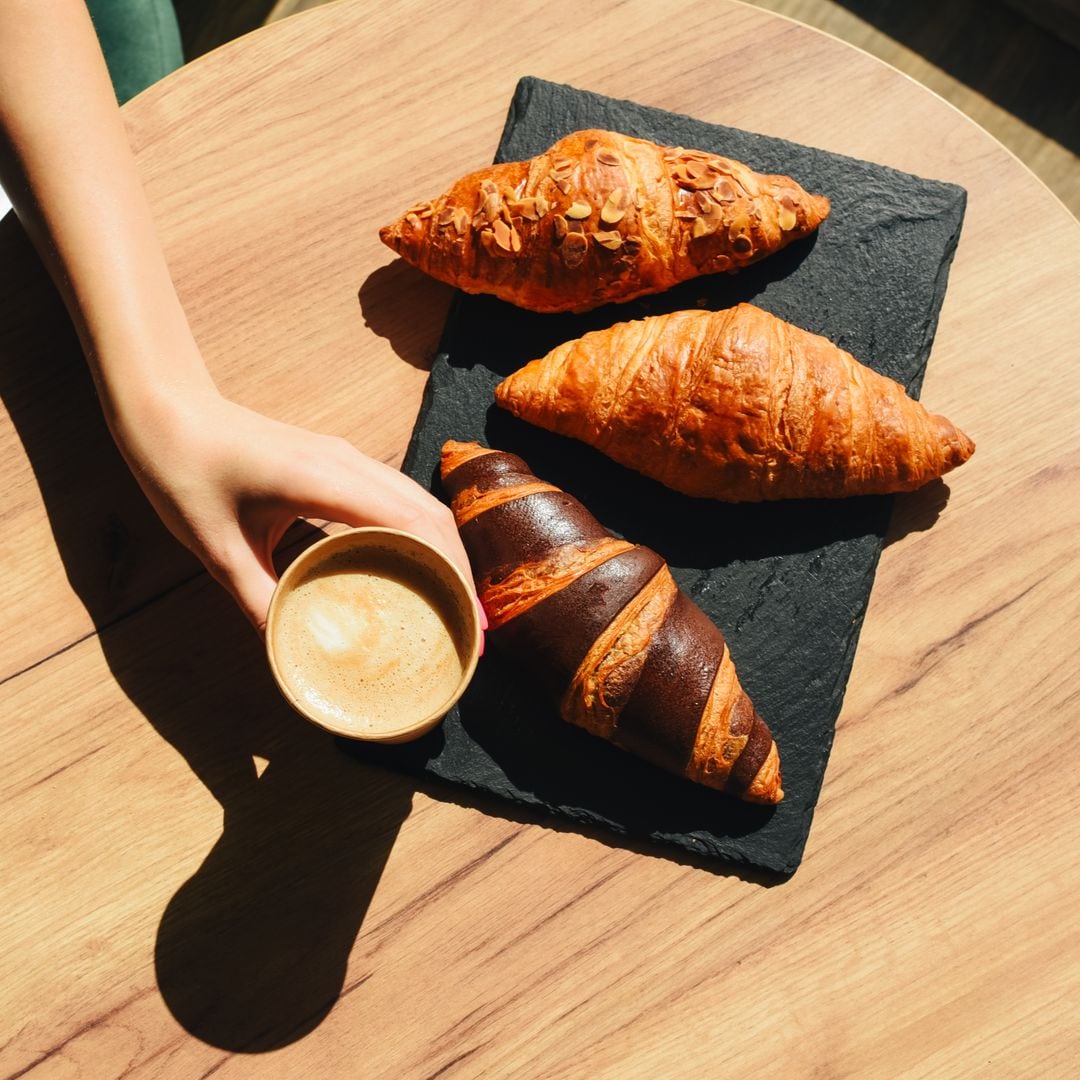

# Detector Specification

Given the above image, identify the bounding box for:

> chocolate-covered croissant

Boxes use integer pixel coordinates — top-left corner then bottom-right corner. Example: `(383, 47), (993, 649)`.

(380, 129), (830, 313)
(440, 440), (783, 804)
(496, 303), (975, 500)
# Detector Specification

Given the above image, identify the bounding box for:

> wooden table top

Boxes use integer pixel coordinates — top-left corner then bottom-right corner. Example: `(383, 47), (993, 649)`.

(2, 1), (1077, 1075)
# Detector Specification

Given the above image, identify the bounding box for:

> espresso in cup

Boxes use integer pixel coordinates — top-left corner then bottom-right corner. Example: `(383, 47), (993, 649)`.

(266, 529), (480, 741)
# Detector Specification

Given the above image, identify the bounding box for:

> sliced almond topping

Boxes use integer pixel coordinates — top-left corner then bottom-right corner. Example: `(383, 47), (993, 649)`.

(511, 198), (538, 221)
(534, 193), (551, 217)
(554, 176), (572, 195)
(713, 179), (738, 202)
(600, 189), (627, 224)
(437, 207), (456, 227)
(692, 217), (715, 239)
(685, 161), (709, 180)
(405, 212), (422, 230)
(566, 201), (592, 220)
(675, 210), (698, 221)
(510, 225), (522, 253)
(482, 191), (500, 222)
(481, 179), (498, 196)
(672, 164), (715, 191)
(597, 149), (620, 166)
(735, 170), (760, 196)
(553, 156), (575, 172)
(453, 208), (469, 235)
(493, 218), (513, 252)
(553, 214), (568, 241)
(695, 191), (715, 213)
(595, 229), (623, 250)
(479, 229), (497, 255)
(778, 206), (798, 232)
(561, 232), (588, 267)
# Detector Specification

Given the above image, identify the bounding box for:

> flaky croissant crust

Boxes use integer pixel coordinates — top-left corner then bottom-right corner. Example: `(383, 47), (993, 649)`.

(495, 304), (975, 500)
(380, 129), (830, 313)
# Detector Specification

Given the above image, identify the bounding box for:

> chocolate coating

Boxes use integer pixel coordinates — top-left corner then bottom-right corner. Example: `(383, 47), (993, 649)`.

(459, 490), (609, 580)
(613, 591), (723, 775)
(494, 546), (664, 699)
(727, 693), (755, 738)
(442, 450), (535, 501)
(725, 710), (774, 794)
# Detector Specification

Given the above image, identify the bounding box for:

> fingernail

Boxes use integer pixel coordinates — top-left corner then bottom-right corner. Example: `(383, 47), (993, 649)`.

(475, 597), (488, 656)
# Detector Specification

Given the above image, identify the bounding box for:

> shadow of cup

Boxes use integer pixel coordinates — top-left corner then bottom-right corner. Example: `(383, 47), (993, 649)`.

(0, 213), (416, 1053)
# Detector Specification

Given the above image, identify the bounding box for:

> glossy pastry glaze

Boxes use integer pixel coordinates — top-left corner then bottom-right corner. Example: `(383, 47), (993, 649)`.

(495, 303), (975, 500)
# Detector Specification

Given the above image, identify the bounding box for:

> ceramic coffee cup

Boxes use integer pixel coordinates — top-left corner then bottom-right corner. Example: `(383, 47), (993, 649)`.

(265, 527), (481, 743)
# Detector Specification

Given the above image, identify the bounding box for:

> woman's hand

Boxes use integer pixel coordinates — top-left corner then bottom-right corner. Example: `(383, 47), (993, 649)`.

(119, 386), (482, 636)
(1, 1), (483, 640)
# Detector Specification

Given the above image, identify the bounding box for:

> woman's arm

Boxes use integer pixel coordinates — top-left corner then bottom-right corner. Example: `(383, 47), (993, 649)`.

(0, 0), (480, 634)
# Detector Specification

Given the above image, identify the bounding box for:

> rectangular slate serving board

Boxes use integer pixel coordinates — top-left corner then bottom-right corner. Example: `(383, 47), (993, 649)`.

(349, 77), (966, 877)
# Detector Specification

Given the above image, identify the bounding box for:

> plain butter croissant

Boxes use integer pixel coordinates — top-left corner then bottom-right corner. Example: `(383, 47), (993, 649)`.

(441, 439), (783, 804)
(495, 303), (975, 501)
(380, 129), (830, 313)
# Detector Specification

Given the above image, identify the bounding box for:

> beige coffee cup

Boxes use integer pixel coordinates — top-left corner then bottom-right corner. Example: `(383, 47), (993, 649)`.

(265, 527), (481, 742)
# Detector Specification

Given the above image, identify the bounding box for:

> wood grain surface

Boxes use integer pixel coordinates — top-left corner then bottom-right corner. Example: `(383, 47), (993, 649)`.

(1, 0), (1077, 1075)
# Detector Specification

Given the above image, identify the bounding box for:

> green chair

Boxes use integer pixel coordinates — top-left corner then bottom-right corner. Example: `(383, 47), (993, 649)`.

(86, 0), (184, 104)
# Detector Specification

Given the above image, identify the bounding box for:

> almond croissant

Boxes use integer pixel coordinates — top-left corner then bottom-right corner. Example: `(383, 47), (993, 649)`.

(495, 304), (975, 501)
(380, 129), (830, 313)
(440, 440), (783, 804)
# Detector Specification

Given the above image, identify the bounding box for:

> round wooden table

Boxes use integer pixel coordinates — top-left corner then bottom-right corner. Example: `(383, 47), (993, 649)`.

(1, 1), (1076, 1074)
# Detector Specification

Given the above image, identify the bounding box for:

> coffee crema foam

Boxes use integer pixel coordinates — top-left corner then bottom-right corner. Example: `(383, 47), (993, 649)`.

(271, 547), (471, 734)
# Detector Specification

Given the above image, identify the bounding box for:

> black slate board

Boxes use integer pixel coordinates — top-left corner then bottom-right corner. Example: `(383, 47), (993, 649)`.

(349, 77), (966, 877)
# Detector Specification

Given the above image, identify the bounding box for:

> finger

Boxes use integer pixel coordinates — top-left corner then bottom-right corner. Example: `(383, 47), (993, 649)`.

(215, 544), (279, 636)
(284, 449), (477, 590)
(280, 447), (487, 653)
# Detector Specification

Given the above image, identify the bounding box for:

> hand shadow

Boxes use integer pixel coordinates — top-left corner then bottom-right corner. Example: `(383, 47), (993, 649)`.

(0, 213), (413, 1053)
